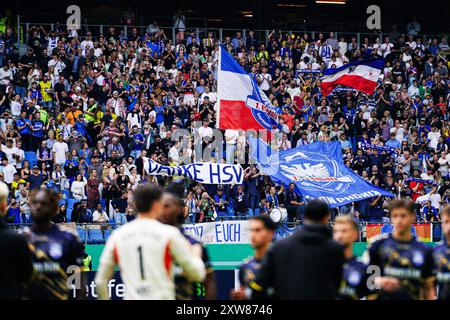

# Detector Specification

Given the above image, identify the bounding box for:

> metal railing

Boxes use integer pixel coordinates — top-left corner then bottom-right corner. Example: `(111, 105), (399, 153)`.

(5, 221), (443, 244)
(13, 20), (449, 51)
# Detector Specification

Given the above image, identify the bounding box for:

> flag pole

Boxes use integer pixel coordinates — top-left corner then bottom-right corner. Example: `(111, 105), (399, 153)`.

(215, 46), (222, 129)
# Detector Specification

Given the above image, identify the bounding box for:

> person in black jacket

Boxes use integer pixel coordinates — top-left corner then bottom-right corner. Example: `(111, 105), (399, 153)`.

(233, 184), (249, 217)
(250, 199), (344, 300)
(0, 182), (34, 299)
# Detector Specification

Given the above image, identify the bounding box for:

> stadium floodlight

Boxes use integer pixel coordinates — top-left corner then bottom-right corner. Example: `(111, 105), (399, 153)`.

(276, 3), (307, 7)
(316, 0), (347, 4)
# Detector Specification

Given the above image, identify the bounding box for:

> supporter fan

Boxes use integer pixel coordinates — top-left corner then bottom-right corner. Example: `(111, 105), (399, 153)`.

(0, 21), (448, 231)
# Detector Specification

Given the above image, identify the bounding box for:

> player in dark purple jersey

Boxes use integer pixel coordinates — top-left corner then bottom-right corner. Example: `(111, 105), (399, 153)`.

(333, 216), (371, 300)
(333, 216), (373, 300)
(230, 215), (276, 300)
(24, 189), (84, 300)
(362, 199), (436, 300)
(433, 206), (450, 300)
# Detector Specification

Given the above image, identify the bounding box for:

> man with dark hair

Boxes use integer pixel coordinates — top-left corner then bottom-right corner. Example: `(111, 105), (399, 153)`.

(159, 187), (216, 300)
(0, 182), (33, 299)
(95, 184), (206, 300)
(285, 182), (305, 222)
(250, 199), (344, 299)
(231, 216), (275, 300)
(333, 215), (373, 300)
(25, 188), (85, 300)
(433, 205), (450, 300)
(362, 199), (435, 300)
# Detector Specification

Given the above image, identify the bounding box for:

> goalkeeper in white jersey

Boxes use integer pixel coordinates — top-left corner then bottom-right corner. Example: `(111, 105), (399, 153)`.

(95, 184), (206, 300)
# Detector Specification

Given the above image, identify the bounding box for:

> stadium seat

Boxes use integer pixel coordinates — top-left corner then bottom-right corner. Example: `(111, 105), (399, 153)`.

(24, 151), (37, 167)
(77, 227), (88, 243)
(66, 198), (78, 222)
(103, 229), (111, 240)
(88, 229), (104, 244)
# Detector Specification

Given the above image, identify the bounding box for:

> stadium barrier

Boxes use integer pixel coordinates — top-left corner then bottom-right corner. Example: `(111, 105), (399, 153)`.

(6, 220), (443, 244)
(16, 20), (449, 51)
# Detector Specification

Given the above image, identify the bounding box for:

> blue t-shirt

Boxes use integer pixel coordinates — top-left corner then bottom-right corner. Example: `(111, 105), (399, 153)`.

(385, 139), (401, 149)
(154, 106), (165, 125)
(32, 120), (45, 138)
(17, 118), (31, 135)
(147, 41), (160, 58)
(7, 207), (21, 224)
(27, 174), (44, 190)
(132, 133), (145, 151)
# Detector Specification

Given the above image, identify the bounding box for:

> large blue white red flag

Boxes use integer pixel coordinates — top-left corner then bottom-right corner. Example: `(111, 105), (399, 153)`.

(217, 47), (281, 130)
(321, 58), (385, 96)
(250, 138), (394, 208)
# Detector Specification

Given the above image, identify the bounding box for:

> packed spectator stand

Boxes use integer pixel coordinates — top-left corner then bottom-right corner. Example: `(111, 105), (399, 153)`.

(0, 20), (450, 243)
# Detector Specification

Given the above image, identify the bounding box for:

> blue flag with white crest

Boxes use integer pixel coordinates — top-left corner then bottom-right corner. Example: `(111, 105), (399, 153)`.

(250, 139), (394, 208)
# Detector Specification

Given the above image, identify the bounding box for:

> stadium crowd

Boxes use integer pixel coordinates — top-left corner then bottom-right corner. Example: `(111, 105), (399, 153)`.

(0, 22), (450, 225)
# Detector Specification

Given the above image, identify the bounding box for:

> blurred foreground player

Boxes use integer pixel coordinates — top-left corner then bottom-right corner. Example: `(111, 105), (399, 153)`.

(26, 189), (85, 300)
(362, 199), (435, 300)
(250, 200), (344, 299)
(333, 216), (373, 300)
(0, 182), (33, 300)
(159, 188), (216, 300)
(95, 184), (206, 300)
(433, 205), (450, 300)
(231, 216), (275, 300)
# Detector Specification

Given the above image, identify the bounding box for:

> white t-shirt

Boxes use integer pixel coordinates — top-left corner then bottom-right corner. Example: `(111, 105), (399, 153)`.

(429, 193), (442, 210)
(10, 100), (22, 117)
(47, 36), (59, 54)
(390, 127), (405, 142)
(1, 164), (16, 184)
(224, 129), (239, 145)
(416, 194), (429, 205)
(95, 75), (105, 86)
(71, 180), (86, 200)
(257, 73), (272, 91)
(168, 146), (180, 164)
(428, 131), (441, 150)
(200, 92), (217, 103)
(198, 126), (213, 140)
(81, 40), (94, 55)
(338, 41), (348, 56)
(286, 87), (301, 99)
(94, 48), (103, 57)
(93, 210), (109, 222)
(52, 141), (69, 164)
(311, 62), (321, 70)
(15, 149), (25, 169)
(48, 59), (66, 76)
(0, 68), (12, 85)
(378, 43), (394, 57)
(1, 144), (19, 165)
(406, 41), (417, 50)
(127, 113), (142, 129)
